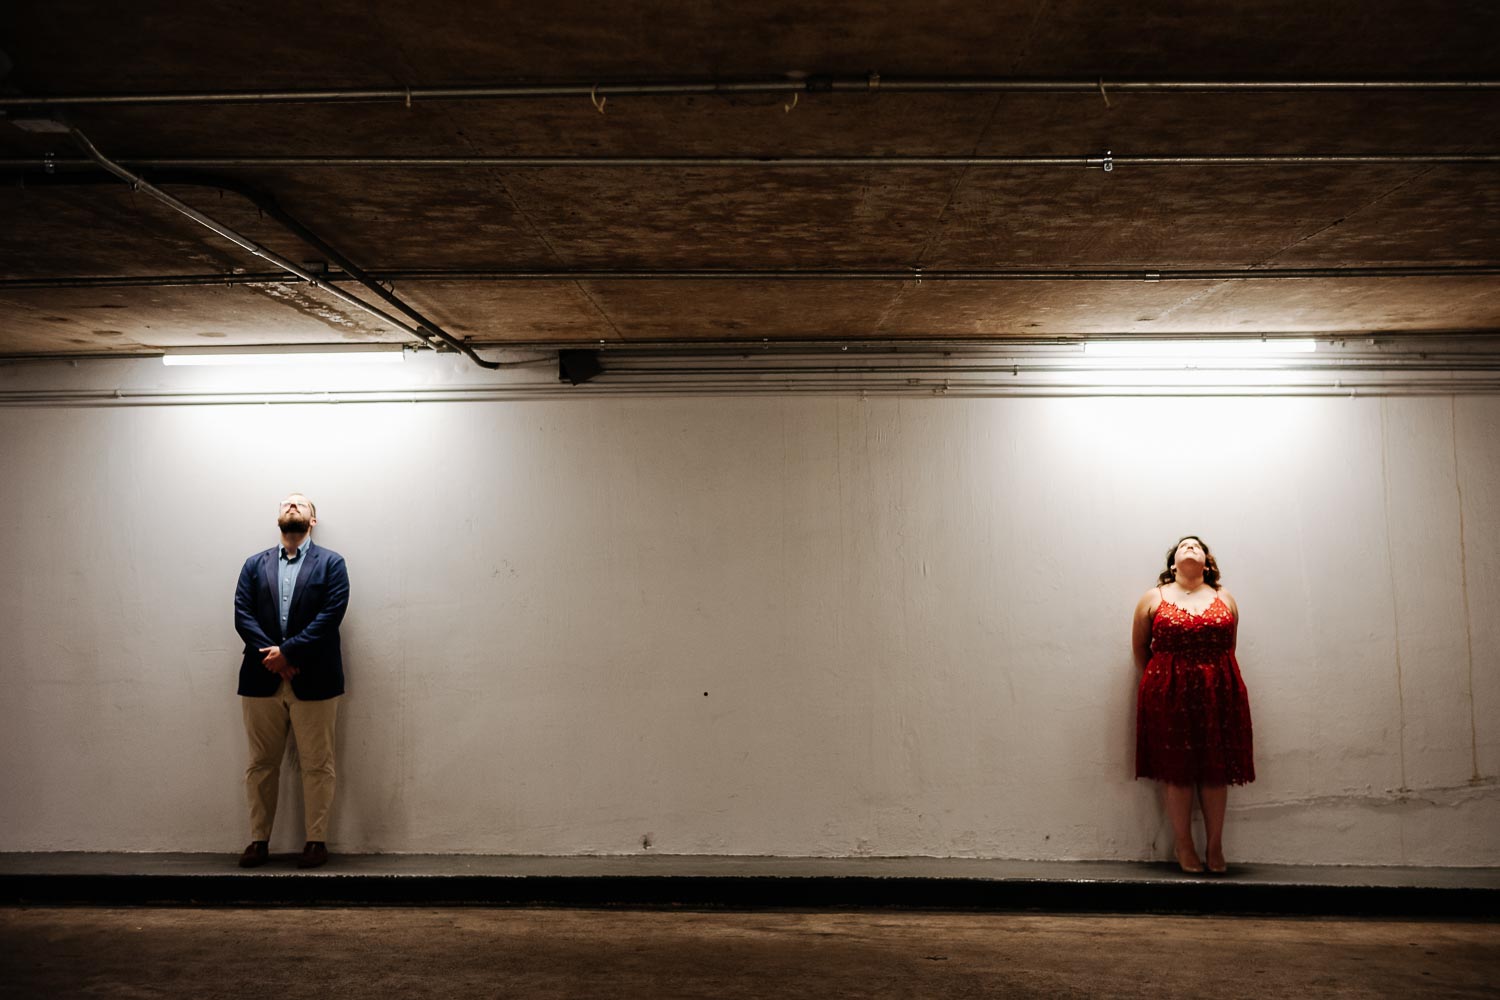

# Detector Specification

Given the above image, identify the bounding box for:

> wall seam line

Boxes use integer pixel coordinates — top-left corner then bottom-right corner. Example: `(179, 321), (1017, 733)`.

(1449, 396), (1481, 782)
(1378, 399), (1410, 799)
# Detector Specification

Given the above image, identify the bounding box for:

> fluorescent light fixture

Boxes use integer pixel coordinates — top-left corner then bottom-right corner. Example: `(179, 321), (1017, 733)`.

(162, 346), (405, 366)
(1083, 339), (1317, 358)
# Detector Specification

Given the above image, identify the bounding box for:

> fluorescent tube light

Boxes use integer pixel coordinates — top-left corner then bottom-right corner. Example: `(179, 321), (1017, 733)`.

(1083, 339), (1317, 358)
(162, 347), (405, 366)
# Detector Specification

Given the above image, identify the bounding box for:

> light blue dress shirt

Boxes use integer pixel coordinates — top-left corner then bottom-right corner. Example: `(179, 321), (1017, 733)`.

(278, 537), (314, 639)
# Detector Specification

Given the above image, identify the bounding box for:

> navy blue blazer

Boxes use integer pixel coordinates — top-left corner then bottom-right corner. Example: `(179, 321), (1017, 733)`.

(234, 541), (350, 700)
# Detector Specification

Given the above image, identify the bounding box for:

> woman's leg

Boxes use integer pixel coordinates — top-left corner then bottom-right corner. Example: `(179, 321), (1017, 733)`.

(1164, 783), (1202, 871)
(1200, 784), (1228, 871)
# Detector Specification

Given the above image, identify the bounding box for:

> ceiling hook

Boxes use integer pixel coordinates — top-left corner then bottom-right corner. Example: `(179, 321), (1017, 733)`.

(784, 91), (799, 113)
(590, 84), (606, 114)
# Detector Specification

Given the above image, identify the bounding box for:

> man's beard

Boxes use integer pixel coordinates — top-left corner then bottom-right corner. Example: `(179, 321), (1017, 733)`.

(278, 512), (311, 534)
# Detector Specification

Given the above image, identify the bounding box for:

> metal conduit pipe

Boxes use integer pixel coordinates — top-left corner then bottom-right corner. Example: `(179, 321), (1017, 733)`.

(593, 334), (1500, 350)
(2, 77), (1497, 108)
(9, 153), (1499, 170)
(567, 346), (1500, 371)
(53, 139), (526, 371)
(600, 360), (1500, 375)
(468, 335), (1500, 356)
(3, 265), (1498, 291)
(7, 379), (1500, 406)
(153, 173), (524, 372)
(9, 333), (1498, 366)
(66, 130), (442, 353)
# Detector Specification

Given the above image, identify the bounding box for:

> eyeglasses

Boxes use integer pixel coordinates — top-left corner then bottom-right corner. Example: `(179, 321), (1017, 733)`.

(279, 501), (310, 510)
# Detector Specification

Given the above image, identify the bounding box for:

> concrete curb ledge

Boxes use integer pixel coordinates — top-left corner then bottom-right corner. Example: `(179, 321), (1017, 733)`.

(3, 855), (1497, 916)
(3, 875), (1497, 916)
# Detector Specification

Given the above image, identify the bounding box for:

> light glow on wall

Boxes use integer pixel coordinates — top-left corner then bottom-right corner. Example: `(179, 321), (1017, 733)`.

(162, 347), (406, 366)
(1082, 339), (1318, 359)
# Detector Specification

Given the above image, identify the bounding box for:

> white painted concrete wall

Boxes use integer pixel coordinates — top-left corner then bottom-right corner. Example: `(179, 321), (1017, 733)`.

(1, 366), (1496, 863)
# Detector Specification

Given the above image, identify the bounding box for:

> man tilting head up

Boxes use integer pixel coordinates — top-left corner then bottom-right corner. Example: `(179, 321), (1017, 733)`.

(233, 493), (350, 870)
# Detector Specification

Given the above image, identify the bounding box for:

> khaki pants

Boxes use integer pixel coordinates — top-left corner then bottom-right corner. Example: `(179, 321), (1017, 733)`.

(242, 677), (339, 842)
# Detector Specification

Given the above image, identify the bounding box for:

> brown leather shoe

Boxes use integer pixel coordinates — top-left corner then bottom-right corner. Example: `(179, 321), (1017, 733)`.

(297, 841), (329, 869)
(238, 841), (269, 868)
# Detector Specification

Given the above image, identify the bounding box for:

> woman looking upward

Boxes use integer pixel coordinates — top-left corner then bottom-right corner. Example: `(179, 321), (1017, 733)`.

(1132, 536), (1255, 874)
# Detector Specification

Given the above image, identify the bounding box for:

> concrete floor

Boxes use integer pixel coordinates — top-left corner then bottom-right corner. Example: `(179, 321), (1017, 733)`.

(2, 907), (1497, 999)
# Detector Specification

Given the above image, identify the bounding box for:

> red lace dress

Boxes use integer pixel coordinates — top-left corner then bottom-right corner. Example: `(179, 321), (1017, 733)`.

(1136, 590), (1255, 786)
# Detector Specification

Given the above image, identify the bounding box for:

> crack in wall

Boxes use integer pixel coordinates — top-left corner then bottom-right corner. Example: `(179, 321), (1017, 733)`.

(1233, 777), (1498, 814)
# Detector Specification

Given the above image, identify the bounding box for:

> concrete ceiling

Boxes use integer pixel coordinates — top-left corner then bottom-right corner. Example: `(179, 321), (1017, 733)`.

(1, 1), (1497, 359)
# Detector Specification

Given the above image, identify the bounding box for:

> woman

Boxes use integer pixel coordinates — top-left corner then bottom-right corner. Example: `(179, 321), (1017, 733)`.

(1132, 535), (1254, 874)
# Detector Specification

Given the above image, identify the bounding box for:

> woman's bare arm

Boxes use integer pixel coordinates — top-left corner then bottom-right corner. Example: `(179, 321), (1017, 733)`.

(1132, 589), (1158, 671)
(1220, 587), (1239, 652)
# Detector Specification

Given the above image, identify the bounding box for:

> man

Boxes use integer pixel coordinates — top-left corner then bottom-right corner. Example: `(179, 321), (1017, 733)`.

(233, 493), (350, 869)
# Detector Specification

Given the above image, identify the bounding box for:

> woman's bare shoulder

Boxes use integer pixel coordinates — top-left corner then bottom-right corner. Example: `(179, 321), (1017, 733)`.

(1217, 585), (1238, 613)
(1136, 586), (1163, 614)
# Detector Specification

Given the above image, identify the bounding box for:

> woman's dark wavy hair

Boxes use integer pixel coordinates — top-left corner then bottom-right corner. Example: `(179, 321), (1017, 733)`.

(1157, 535), (1221, 588)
